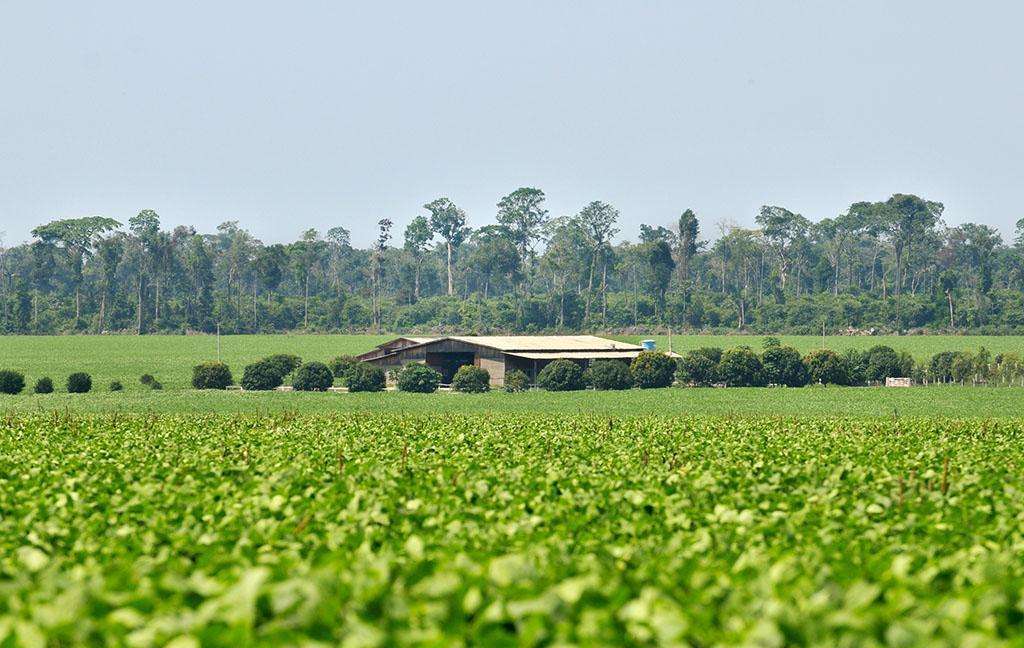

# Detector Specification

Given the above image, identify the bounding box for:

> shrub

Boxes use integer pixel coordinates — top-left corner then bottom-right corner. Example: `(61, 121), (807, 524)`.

(241, 360), (284, 391)
(292, 361), (334, 392)
(150, 380), (163, 391)
(804, 349), (849, 385)
(109, 380), (124, 392)
(677, 348), (722, 386)
(928, 351), (957, 382)
(585, 360), (632, 390)
(841, 349), (868, 386)
(503, 369), (530, 393)
(328, 355), (360, 384)
(864, 345), (903, 383)
(0, 370), (26, 395)
(347, 363), (386, 393)
(761, 345), (809, 387)
(536, 359), (585, 392)
(265, 354), (302, 380)
(452, 365), (491, 393)
(67, 372), (92, 394)
(192, 361), (233, 390)
(718, 347), (765, 387)
(630, 352), (676, 389)
(396, 363), (441, 393)
(34, 377), (54, 394)
(140, 374), (156, 387)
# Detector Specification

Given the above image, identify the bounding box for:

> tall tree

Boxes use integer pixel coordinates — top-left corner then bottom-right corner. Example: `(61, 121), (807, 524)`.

(576, 201), (620, 322)
(403, 216), (432, 302)
(676, 209), (699, 284)
(755, 205), (809, 295)
(128, 210), (161, 333)
(30, 216), (121, 326)
(370, 219), (393, 332)
(424, 198), (468, 296)
(496, 187), (549, 272)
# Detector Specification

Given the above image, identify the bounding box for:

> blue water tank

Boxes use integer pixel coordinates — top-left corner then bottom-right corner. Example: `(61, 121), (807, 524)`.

(641, 339), (656, 350)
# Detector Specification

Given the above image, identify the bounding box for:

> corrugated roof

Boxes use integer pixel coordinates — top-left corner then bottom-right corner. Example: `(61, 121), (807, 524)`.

(508, 350), (681, 360)
(507, 350), (644, 360)
(447, 335), (642, 352)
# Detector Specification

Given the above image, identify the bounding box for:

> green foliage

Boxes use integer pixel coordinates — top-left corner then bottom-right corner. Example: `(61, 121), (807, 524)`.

(452, 365), (491, 393)
(347, 363), (386, 392)
(140, 374), (156, 387)
(396, 363), (441, 393)
(192, 361), (233, 390)
(676, 348), (722, 386)
(34, 377), (54, 394)
(264, 354), (302, 379)
(536, 359), (585, 391)
(718, 347), (765, 387)
(630, 352), (676, 389)
(2, 413), (1024, 645)
(503, 369), (530, 393)
(864, 345), (904, 382)
(66, 372), (92, 393)
(0, 370), (26, 395)
(584, 360), (632, 390)
(804, 349), (850, 385)
(109, 380), (123, 392)
(241, 360), (284, 391)
(291, 361), (334, 392)
(328, 355), (360, 383)
(761, 345), (809, 387)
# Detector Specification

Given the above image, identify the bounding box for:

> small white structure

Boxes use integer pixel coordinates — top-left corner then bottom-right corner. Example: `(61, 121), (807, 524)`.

(885, 377), (912, 387)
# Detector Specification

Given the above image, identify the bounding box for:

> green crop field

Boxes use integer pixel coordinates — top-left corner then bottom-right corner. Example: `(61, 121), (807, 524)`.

(2, 384), (1024, 418)
(2, 413), (1023, 645)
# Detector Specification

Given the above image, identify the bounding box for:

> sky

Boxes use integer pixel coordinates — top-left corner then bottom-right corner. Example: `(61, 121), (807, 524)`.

(1, 1), (1021, 247)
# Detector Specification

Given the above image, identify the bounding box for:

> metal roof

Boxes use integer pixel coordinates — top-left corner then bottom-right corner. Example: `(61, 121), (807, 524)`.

(445, 335), (642, 352)
(506, 350), (644, 360)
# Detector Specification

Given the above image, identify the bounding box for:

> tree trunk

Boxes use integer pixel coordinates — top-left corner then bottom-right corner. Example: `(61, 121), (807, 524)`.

(137, 275), (143, 334)
(304, 273), (310, 329)
(446, 242), (454, 296)
(75, 286), (81, 324)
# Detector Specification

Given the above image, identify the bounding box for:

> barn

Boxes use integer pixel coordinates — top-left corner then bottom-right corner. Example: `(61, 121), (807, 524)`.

(357, 335), (661, 386)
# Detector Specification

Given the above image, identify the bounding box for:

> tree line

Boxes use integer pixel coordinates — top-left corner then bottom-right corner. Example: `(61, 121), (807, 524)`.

(1, 190), (1022, 335)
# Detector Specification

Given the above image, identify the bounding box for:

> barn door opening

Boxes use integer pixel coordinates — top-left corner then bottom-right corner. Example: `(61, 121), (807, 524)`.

(426, 352), (476, 384)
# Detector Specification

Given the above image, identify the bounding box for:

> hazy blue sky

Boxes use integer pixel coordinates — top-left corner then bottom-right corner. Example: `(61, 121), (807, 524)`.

(1, 1), (1021, 246)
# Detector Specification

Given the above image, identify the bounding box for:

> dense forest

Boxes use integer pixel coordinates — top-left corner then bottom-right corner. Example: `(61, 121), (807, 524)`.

(1, 190), (1021, 335)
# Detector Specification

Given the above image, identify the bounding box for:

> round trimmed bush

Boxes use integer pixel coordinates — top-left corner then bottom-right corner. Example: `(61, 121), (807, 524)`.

(292, 361), (334, 392)
(452, 365), (491, 393)
(585, 360), (632, 390)
(397, 363), (441, 393)
(677, 348), (721, 386)
(630, 352), (676, 389)
(67, 372), (92, 394)
(536, 359), (585, 392)
(718, 347), (765, 387)
(804, 349), (849, 385)
(347, 363), (386, 392)
(761, 345), (809, 387)
(34, 377), (54, 394)
(0, 370), (26, 395)
(328, 355), (360, 384)
(241, 360), (284, 391)
(265, 354), (302, 380)
(503, 369), (530, 393)
(192, 361), (233, 390)
(109, 380), (124, 392)
(864, 345), (902, 383)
